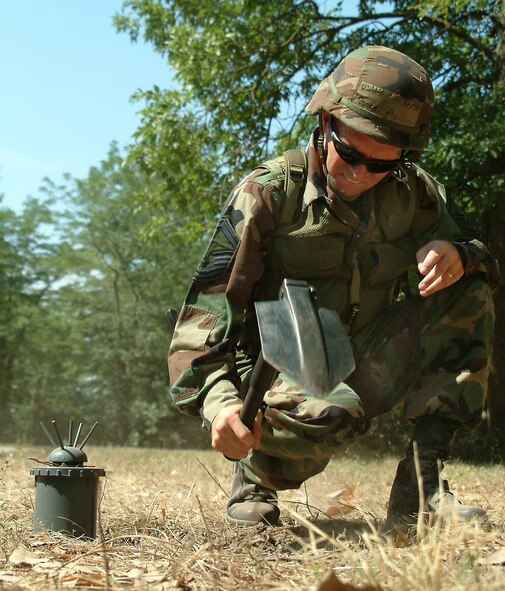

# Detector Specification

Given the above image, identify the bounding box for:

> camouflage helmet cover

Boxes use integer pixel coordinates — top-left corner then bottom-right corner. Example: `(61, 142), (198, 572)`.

(306, 45), (435, 153)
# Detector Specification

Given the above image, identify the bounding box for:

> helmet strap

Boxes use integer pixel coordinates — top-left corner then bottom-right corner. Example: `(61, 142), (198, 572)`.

(317, 115), (326, 162)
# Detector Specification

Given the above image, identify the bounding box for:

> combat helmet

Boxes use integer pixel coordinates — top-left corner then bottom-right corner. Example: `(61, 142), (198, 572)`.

(306, 45), (434, 155)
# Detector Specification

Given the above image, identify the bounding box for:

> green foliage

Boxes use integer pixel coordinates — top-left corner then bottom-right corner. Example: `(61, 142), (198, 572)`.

(114, 0), (366, 239)
(451, 420), (504, 462)
(115, 0), (325, 159)
(0, 146), (206, 447)
(0, 198), (64, 440)
(115, 0), (505, 237)
(417, 0), (490, 19)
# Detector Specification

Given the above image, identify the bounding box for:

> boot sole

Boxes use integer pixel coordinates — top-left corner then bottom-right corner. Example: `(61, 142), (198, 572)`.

(226, 512), (280, 527)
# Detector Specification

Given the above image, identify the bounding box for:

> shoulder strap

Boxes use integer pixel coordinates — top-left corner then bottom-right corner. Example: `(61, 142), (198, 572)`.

(280, 149), (307, 225)
(412, 162), (447, 204)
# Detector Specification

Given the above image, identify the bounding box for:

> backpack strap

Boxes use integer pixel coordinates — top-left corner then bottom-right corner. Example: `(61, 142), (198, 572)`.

(280, 149), (307, 225)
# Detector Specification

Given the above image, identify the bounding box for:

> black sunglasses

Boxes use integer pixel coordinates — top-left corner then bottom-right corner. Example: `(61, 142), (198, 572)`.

(329, 120), (404, 174)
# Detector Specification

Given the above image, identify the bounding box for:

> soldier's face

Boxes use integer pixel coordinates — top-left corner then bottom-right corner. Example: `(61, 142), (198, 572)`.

(323, 113), (403, 200)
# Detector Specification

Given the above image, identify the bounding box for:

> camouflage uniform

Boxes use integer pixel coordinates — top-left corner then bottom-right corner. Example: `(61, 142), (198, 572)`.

(168, 46), (498, 494)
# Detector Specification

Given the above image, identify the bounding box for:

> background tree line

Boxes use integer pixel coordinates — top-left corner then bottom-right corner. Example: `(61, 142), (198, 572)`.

(0, 147), (206, 447)
(1, 0), (503, 457)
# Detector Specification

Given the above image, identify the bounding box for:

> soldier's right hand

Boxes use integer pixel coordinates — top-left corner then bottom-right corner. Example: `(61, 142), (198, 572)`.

(211, 403), (262, 459)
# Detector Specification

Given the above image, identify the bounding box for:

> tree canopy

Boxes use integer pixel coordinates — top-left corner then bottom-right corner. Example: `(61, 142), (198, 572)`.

(0, 147), (206, 447)
(1, 0), (503, 453)
(114, 0), (505, 229)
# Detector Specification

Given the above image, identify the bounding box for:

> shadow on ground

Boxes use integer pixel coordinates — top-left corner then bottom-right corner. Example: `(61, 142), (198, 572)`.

(279, 516), (377, 550)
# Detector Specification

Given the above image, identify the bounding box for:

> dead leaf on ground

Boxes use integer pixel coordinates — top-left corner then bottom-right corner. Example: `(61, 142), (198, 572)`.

(125, 567), (145, 579)
(60, 571), (105, 587)
(393, 527), (410, 549)
(325, 484), (357, 516)
(8, 544), (47, 567)
(327, 484), (356, 501)
(125, 569), (164, 584)
(317, 569), (382, 591)
(324, 504), (355, 517)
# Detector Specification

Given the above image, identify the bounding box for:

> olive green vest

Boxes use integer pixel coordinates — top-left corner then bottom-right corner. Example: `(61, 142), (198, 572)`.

(254, 151), (441, 333)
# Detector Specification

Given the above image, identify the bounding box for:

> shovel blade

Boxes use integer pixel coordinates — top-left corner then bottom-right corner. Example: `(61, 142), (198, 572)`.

(255, 280), (355, 398)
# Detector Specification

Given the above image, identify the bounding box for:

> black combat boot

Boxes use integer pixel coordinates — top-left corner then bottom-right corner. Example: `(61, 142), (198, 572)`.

(226, 462), (280, 526)
(386, 416), (486, 531)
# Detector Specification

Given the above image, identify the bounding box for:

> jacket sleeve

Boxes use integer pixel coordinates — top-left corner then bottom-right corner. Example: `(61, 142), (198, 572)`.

(167, 167), (283, 425)
(411, 166), (500, 290)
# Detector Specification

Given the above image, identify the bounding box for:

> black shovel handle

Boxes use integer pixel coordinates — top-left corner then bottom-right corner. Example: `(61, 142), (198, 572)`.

(239, 351), (278, 430)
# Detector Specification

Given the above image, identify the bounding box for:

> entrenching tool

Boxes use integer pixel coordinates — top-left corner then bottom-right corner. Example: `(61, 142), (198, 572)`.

(239, 278), (355, 430)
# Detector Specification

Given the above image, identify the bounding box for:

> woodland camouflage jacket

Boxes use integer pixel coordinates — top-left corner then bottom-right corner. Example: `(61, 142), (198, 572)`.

(168, 131), (499, 426)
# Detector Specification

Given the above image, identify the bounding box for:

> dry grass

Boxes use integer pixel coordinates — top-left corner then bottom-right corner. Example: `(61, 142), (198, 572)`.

(1, 444), (504, 590)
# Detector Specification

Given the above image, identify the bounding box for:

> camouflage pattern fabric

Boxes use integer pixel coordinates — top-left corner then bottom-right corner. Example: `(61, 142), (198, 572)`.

(348, 276), (494, 430)
(239, 275), (494, 491)
(238, 372), (371, 490)
(305, 45), (435, 153)
(169, 133), (498, 419)
(168, 127), (499, 492)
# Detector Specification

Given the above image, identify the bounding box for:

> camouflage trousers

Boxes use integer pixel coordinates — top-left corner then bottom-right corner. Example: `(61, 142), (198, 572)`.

(240, 276), (495, 490)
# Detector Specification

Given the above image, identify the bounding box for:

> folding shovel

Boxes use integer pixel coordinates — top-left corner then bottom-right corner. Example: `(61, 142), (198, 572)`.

(239, 278), (356, 429)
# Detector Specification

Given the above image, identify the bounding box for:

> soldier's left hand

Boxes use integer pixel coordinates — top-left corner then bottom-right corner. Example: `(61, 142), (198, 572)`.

(416, 240), (464, 297)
